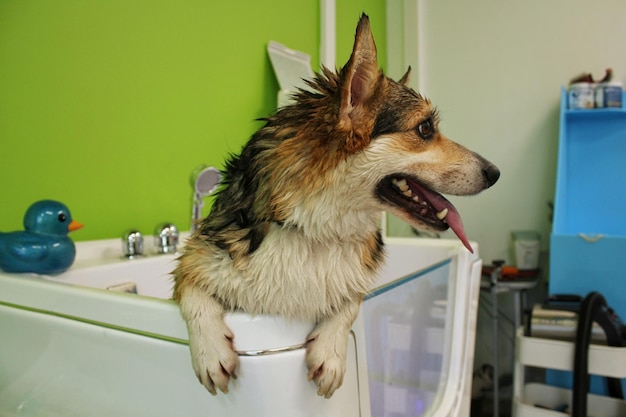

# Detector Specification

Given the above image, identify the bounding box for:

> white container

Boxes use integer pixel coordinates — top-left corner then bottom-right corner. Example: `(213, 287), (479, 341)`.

(511, 231), (541, 270)
(568, 82), (594, 109)
(595, 81), (623, 108)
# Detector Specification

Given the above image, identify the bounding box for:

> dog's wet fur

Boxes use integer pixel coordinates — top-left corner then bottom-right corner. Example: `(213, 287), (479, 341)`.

(173, 14), (499, 398)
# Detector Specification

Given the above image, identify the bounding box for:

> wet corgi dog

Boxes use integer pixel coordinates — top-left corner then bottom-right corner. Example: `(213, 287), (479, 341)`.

(173, 14), (499, 398)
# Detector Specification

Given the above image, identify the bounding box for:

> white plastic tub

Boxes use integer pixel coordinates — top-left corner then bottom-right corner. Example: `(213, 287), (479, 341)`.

(0, 235), (482, 417)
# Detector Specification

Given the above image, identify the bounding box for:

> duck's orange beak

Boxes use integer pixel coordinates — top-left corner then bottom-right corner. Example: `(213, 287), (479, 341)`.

(68, 220), (84, 232)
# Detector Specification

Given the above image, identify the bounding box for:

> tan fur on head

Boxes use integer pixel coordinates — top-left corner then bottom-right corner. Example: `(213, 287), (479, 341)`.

(173, 13), (498, 398)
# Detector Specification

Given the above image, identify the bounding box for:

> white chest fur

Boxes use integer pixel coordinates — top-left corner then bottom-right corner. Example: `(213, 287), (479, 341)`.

(204, 223), (380, 320)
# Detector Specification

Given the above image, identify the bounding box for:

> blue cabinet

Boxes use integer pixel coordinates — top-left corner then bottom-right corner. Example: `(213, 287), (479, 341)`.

(548, 88), (626, 395)
(549, 88), (626, 318)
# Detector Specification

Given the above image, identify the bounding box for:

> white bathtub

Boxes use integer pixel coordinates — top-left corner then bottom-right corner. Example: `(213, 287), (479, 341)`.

(0, 235), (482, 417)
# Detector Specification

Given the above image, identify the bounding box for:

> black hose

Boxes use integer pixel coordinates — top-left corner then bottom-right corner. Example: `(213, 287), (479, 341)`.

(572, 292), (624, 417)
(593, 304), (624, 400)
(572, 292), (600, 417)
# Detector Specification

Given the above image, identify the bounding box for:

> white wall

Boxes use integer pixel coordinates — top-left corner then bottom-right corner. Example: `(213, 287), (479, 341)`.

(386, 0), (626, 265)
(386, 0), (626, 380)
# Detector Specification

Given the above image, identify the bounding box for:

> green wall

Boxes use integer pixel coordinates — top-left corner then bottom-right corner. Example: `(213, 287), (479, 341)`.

(0, 1), (386, 241)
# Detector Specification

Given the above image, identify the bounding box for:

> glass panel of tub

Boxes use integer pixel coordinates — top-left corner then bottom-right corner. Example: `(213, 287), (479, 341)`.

(0, 235), (481, 417)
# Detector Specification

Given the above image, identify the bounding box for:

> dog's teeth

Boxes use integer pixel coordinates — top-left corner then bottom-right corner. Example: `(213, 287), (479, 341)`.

(403, 189), (413, 198)
(412, 195), (419, 203)
(436, 208), (449, 220)
(420, 208), (428, 216)
(392, 178), (409, 192)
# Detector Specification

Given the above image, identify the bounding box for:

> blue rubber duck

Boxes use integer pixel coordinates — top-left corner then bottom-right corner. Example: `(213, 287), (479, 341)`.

(0, 200), (83, 275)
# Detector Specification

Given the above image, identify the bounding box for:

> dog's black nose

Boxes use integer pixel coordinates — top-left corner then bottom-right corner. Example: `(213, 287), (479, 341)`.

(483, 164), (500, 187)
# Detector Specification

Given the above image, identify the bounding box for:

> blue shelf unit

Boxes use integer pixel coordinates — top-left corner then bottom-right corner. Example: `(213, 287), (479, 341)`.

(548, 88), (626, 394)
(550, 88), (626, 317)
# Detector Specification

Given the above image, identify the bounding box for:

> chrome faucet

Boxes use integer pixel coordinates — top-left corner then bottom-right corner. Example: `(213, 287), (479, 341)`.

(123, 230), (144, 258)
(190, 165), (222, 232)
(155, 223), (179, 254)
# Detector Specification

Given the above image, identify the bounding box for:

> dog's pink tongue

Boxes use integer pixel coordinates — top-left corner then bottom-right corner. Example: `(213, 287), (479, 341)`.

(419, 188), (474, 254)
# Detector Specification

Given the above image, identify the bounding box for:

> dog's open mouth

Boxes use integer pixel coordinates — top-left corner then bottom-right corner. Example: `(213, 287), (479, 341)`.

(376, 175), (473, 253)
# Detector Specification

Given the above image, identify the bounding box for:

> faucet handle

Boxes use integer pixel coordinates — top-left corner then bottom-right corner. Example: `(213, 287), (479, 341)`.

(155, 223), (179, 254)
(123, 230), (144, 258)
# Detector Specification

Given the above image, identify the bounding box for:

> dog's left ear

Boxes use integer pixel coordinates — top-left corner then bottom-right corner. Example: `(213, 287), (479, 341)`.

(339, 14), (380, 153)
(399, 66), (412, 86)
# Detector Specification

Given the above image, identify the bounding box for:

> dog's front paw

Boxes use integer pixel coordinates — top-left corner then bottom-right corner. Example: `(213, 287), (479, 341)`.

(305, 332), (347, 398)
(188, 323), (239, 395)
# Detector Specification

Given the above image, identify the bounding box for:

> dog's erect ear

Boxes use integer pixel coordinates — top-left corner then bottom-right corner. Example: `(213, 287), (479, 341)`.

(399, 66), (412, 86)
(339, 14), (380, 153)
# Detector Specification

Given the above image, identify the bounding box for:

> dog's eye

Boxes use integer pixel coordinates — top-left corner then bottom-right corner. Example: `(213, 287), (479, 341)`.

(416, 119), (434, 139)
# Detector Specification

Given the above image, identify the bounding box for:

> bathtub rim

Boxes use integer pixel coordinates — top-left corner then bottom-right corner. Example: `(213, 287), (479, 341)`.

(0, 236), (475, 353)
